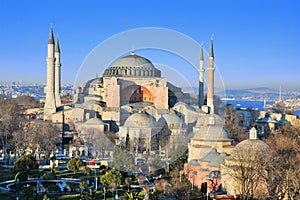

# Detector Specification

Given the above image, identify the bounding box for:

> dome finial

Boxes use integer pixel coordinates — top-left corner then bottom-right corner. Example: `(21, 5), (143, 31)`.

(131, 48), (135, 56)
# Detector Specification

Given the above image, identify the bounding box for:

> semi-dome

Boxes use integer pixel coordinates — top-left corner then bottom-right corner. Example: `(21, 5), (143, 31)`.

(85, 77), (103, 86)
(103, 53), (161, 77)
(200, 148), (226, 167)
(158, 113), (183, 129)
(124, 112), (157, 128)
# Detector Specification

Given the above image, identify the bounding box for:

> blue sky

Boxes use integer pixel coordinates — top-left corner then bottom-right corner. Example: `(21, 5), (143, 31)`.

(0, 0), (299, 90)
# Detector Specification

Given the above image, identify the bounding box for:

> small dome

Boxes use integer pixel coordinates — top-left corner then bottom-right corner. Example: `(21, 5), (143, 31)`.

(124, 112), (156, 128)
(234, 139), (270, 152)
(201, 148), (226, 167)
(85, 117), (105, 125)
(228, 138), (270, 163)
(208, 170), (221, 179)
(103, 54), (161, 77)
(193, 124), (232, 141)
(188, 159), (200, 166)
(195, 114), (223, 127)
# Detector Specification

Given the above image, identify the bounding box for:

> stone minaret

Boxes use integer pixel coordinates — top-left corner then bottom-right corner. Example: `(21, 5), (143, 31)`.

(198, 45), (205, 108)
(207, 39), (215, 114)
(55, 37), (62, 107)
(44, 27), (57, 119)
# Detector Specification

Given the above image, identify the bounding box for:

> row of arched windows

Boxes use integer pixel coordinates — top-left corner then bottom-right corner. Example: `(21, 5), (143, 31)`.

(104, 67), (160, 77)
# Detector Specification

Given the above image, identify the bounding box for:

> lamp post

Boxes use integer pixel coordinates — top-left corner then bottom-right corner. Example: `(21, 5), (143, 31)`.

(180, 170), (183, 183)
(94, 169), (98, 190)
(16, 178), (19, 200)
(115, 190), (118, 199)
(112, 187), (114, 200)
(192, 180), (194, 191)
(61, 109), (65, 154)
(103, 187), (106, 200)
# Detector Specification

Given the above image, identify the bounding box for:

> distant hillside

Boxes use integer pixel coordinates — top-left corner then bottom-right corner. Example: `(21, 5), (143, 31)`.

(179, 86), (299, 102)
(225, 87), (280, 101)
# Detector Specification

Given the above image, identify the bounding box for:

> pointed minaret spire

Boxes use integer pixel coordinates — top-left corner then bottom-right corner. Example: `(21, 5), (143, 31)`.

(55, 37), (60, 52)
(48, 26), (55, 44)
(210, 37), (214, 58)
(198, 45), (205, 108)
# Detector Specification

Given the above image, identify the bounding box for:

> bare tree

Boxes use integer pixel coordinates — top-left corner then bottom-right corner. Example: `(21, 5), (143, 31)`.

(224, 105), (247, 143)
(222, 143), (270, 199)
(26, 121), (60, 163)
(12, 119), (31, 156)
(0, 99), (23, 160)
(265, 124), (300, 199)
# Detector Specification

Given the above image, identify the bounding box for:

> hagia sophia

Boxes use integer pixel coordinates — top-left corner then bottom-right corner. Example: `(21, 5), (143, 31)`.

(42, 27), (270, 197)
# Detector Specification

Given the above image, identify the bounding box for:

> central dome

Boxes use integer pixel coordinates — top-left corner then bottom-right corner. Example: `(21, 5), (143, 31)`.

(103, 53), (161, 77)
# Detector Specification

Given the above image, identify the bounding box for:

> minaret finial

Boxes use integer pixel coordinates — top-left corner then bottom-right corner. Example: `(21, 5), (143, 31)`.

(131, 48), (135, 56)
(48, 25), (54, 44)
(210, 35), (214, 58)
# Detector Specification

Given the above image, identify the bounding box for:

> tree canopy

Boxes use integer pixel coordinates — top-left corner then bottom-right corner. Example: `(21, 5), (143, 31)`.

(12, 154), (39, 174)
(100, 168), (122, 188)
(66, 157), (86, 172)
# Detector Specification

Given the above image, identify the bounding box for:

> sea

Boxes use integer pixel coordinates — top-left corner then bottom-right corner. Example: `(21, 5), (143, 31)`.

(225, 100), (274, 111)
(294, 110), (300, 117)
(226, 100), (300, 117)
